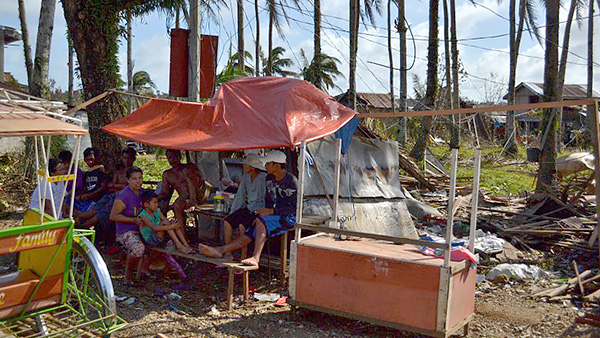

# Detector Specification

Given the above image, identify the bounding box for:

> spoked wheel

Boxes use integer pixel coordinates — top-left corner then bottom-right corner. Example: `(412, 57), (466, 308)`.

(65, 236), (117, 337)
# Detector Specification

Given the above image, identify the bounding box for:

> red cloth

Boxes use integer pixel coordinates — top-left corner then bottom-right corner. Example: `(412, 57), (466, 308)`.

(103, 77), (356, 151)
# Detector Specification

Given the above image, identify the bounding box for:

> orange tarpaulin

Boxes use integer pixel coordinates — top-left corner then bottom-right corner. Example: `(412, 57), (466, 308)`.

(103, 77), (356, 151)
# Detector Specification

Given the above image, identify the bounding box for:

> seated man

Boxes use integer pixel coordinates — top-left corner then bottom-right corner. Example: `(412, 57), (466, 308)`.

(199, 150), (297, 267)
(158, 149), (208, 228)
(223, 154), (267, 247)
(29, 158), (69, 219)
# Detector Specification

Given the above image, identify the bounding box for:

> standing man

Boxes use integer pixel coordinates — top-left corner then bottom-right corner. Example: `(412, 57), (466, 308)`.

(199, 150), (297, 267)
(159, 149), (209, 228)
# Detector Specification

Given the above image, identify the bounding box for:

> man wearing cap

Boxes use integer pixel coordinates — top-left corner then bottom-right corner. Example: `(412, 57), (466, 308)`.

(223, 154), (267, 246)
(199, 150), (297, 267)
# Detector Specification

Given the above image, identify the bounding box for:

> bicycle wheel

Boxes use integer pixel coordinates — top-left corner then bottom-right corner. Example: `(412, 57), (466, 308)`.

(65, 236), (117, 336)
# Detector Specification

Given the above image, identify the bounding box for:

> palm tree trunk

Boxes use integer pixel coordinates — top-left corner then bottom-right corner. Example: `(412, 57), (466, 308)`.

(448, 0), (459, 148)
(537, 0), (560, 191)
(255, 0), (260, 76)
(449, 0), (459, 109)
(30, 0), (57, 98)
(443, 0), (458, 148)
(387, 0), (394, 118)
(63, 0), (125, 156)
(505, 0), (526, 155)
(586, 0), (595, 145)
(410, 0), (438, 161)
(397, 0), (407, 144)
(556, 0), (578, 151)
(349, 0), (359, 110)
(237, 0), (245, 72)
(314, 0), (322, 89)
(68, 36), (74, 106)
(267, 0), (275, 76)
(18, 0), (33, 87)
(557, 0), (578, 95)
(127, 11), (133, 112)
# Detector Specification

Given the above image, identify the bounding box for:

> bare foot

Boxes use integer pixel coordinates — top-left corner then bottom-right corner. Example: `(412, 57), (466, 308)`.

(178, 245), (193, 254)
(241, 257), (259, 267)
(198, 244), (222, 258)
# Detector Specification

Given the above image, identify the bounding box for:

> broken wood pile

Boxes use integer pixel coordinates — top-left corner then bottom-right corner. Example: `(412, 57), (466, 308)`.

(532, 261), (600, 303)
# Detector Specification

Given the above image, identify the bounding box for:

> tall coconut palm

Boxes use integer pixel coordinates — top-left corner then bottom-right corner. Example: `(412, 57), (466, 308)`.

(313, 0), (322, 89)
(397, 0), (407, 144)
(349, 0), (382, 109)
(265, 0), (300, 76)
(586, 0), (596, 144)
(410, 0), (438, 162)
(442, 0), (459, 148)
(387, 0), (395, 122)
(536, 0), (560, 191)
(262, 46), (296, 77)
(132, 71), (158, 96)
(300, 49), (344, 92)
(237, 0), (244, 72)
(255, 0), (261, 76)
(505, 0), (539, 155)
(30, 0), (57, 99)
(17, 0), (33, 87)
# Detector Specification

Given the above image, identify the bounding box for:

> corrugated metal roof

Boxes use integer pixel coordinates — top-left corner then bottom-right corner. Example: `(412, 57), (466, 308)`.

(527, 82), (600, 99)
(357, 92), (397, 109)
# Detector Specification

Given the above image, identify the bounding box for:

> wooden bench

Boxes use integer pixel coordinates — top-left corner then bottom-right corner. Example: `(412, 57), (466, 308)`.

(148, 247), (257, 310)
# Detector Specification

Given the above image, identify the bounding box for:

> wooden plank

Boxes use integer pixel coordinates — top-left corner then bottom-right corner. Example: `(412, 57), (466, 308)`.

(331, 139), (342, 228)
(444, 149), (458, 267)
(243, 271), (249, 302)
(355, 98), (597, 118)
(148, 247), (257, 271)
(573, 261), (585, 297)
(280, 232), (288, 286)
(468, 150), (481, 253)
(65, 91), (111, 115)
(436, 267), (451, 332)
(296, 223), (449, 249)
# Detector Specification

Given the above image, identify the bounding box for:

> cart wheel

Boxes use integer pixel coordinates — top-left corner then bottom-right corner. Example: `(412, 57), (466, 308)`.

(67, 236), (117, 337)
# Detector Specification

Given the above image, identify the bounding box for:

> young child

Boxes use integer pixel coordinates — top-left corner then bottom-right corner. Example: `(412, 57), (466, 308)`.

(138, 191), (193, 254)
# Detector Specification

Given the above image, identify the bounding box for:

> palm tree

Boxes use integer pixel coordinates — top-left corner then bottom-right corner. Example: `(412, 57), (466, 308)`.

(265, 0), (300, 76)
(586, 0), (596, 144)
(537, 0), (560, 191)
(237, 0), (244, 72)
(255, 0), (261, 76)
(262, 46), (296, 77)
(349, 0), (382, 109)
(132, 71), (158, 96)
(226, 49), (255, 75)
(313, 0), (322, 89)
(17, 0), (33, 87)
(397, 0), (407, 144)
(30, 0), (57, 99)
(387, 0), (395, 123)
(410, 0), (438, 162)
(505, 0), (539, 155)
(300, 49), (344, 92)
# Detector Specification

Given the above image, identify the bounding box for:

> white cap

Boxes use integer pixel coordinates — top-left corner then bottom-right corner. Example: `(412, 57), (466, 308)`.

(262, 150), (287, 164)
(243, 154), (265, 170)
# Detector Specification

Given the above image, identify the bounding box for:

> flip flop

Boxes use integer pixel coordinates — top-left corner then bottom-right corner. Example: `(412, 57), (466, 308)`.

(274, 296), (288, 307)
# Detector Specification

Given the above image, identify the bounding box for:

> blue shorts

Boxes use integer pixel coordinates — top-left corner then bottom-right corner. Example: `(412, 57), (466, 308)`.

(244, 215), (295, 240)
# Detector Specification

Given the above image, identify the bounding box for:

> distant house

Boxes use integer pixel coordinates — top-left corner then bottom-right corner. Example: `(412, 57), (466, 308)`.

(335, 91), (417, 113)
(503, 82), (600, 129)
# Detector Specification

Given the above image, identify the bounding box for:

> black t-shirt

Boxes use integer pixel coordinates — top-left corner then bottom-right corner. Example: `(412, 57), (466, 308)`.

(84, 168), (106, 200)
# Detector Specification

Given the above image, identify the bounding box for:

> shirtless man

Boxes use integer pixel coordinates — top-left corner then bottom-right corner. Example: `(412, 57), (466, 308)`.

(159, 149), (208, 228)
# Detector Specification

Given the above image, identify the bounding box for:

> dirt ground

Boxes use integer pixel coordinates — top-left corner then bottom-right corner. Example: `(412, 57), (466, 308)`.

(108, 255), (600, 338)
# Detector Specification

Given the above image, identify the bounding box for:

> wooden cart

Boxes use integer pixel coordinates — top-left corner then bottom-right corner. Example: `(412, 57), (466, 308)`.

(288, 141), (480, 337)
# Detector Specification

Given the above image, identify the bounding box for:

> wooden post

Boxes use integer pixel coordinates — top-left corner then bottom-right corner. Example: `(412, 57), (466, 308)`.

(468, 149), (481, 252)
(444, 149), (458, 267)
(243, 270), (249, 302)
(331, 139), (342, 228)
(227, 268), (234, 311)
(280, 232), (288, 285)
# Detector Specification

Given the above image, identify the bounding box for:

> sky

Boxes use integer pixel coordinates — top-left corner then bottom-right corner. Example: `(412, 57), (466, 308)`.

(1, 0), (599, 104)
